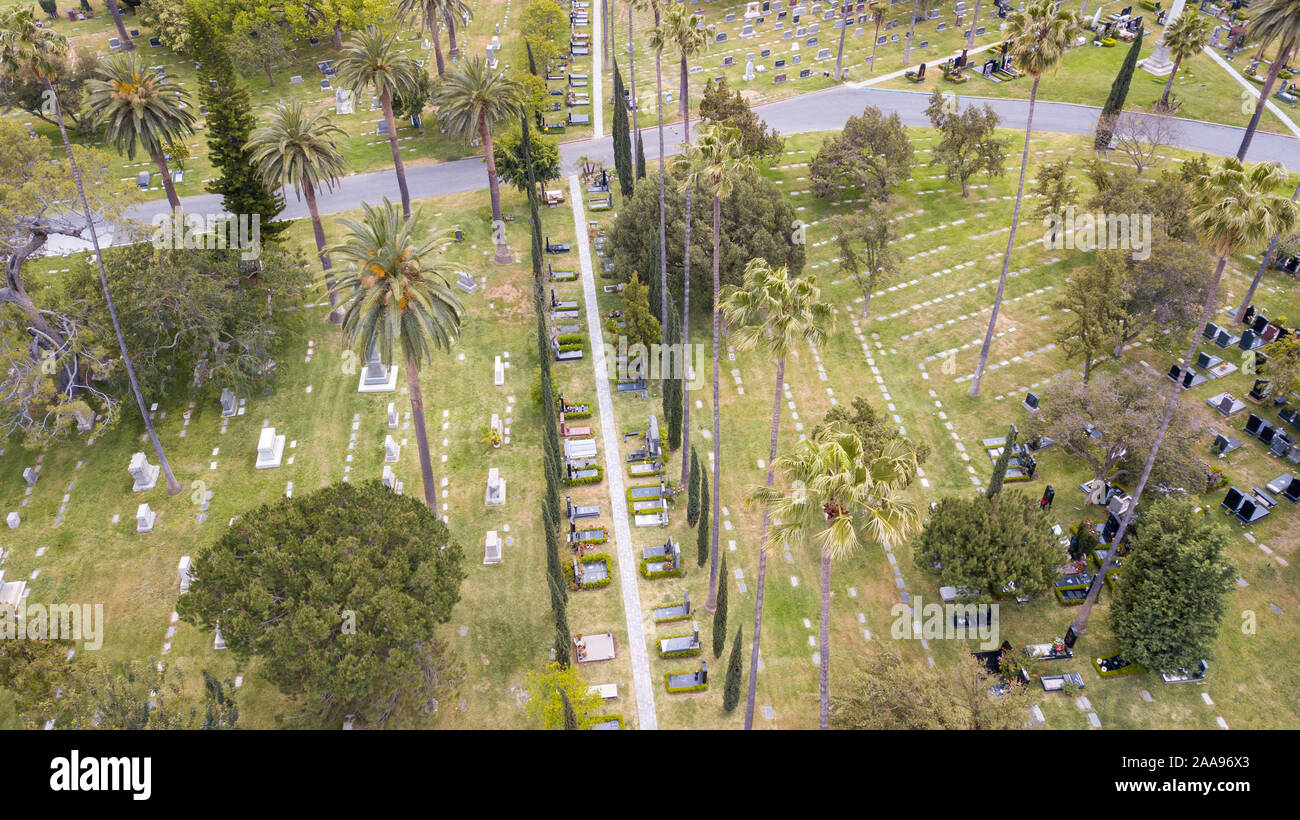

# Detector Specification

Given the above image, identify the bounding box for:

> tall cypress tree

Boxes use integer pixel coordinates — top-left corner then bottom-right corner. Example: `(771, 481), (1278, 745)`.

(561, 689), (578, 730)
(551, 574), (572, 669)
(723, 625), (744, 712)
(986, 423), (1018, 499)
(612, 60), (633, 198)
(713, 554), (728, 657)
(1094, 27), (1144, 150)
(635, 132), (647, 180)
(189, 9), (286, 240)
(697, 469), (710, 567)
(662, 307), (683, 451)
(687, 448), (701, 526)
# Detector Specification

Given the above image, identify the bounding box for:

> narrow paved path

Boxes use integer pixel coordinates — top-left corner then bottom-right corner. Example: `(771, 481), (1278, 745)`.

(569, 174), (658, 730)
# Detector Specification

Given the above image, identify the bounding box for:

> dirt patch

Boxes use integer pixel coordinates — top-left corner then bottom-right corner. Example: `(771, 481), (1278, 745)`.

(486, 280), (532, 322)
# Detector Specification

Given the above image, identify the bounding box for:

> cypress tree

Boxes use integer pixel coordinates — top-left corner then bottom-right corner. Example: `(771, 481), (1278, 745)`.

(687, 448), (701, 526)
(713, 554), (728, 657)
(723, 626), (744, 712)
(612, 60), (633, 198)
(697, 469), (710, 567)
(1094, 27), (1144, 150)
(635, 132), (647, 180)
(189, 10), (286, 241)
(551, 574), (572, 669)
(520, 107), (545, 288)
(561, 689), (578, 730)
(986, 423), (1018, 499)
(546, 525), (567, 603)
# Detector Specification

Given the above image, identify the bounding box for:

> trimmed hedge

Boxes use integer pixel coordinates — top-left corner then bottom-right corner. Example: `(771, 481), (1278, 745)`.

(589, 714), (623, 730)
(1054, 586), (1087, 606)
(563, 467), (604, 486)
(557, 333), (585, 345)
(657, 633), (702, 659)
(568, 527), (609, 545)
(561, 406), (592, 420)
(557, 342), (584, 353)
(653, 601), (692, 624)
(641, 558), (685, 579)
(664, 673), (708, 694)
(575, 554), (613, 590)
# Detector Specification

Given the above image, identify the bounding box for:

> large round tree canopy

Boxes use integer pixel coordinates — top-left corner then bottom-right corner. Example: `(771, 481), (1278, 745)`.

(178, 480), (466, 728)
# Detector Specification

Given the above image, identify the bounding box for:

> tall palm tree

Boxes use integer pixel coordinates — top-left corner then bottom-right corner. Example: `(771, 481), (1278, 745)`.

(1158, 10), (1211, 110)
(1072, 158), (1298, 638)
(247, 102), (349, 315)
(332, 200), (465, 510)
(642, 0), (669, 352)
(870, 3), (886, 71)
(904, 0), (935, 68)
(672, 123), (753, 613)
(721, 259), (834, 731)
(443, 0), (472, 57)
(1235, 179), (1300, 325)
(966, 0), (983, 50)
(1, 8), (181, 494)
(105, 0), (134, 51)
(336, 28), (418, 220)
(84, 51), (195, 210)
(397, 0), (448, 75)
(834, 3), (852, 81)
(756, 426), (920, 729)
(968, 0), (1079, 397)
(1237, 0), (1300, 161)
(627, 1), (642, 172)
(432, 56), (524, 264)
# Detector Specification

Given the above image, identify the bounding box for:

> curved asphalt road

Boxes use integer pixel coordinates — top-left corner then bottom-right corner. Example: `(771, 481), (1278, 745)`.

(118, 85), (1300, 228)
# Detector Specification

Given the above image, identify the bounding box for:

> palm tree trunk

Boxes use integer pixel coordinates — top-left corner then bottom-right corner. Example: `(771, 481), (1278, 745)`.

(1237, 48), (1290, 161)
(150, 147), (180, 209)
(834, 10), (849, 81)
(628, 4), (640, 164)
(871, 17), (882, 71)
(381, 89), (412, 220)
(905, 0), (919, 67)
(1235, 179), (1300, 324)
(818, 544), (832, 730)
(969, 75), (1038, 398)
(679, 54), (689, 119)
(705, 192), (722, 613)
(46, 78), (180, 495)
(655, 28), (668, 351)
(446, 11), (460, 55)
(302, 181), (339, 313)
(1160, 54), (1183, 108)
(1072, 254), (1230, 638)
(678, 118), (693, 487)
(862, 281), (874, 320)
(431, 15), (447, 76)
(105, 0), (134, 51)
(967, 0), (983, 49)
(406, 351), (438, 508)
(744, 355), (785, 731)
(481, 118), (511, 264)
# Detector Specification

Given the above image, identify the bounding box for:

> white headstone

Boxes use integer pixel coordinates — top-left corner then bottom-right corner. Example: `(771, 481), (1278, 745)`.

(213, 624), (227, 650)
(5, 512), (19, 530)
(220, 388), (237, 417)
(382, 464), (397, 489)
(484, 530), (502, 564)
(255, 426), (286, 469)
(178, 556), (194, 592)
(128, 452), (160, 492)
(22, 467), (37, 485)
(494, 356), (505, 387)
(744, 55), (756, 80)
(136, 503), (156, 534)
(335, 86), (355, 115)
(485, 467), (506, 506)
(357, 342), (398, 392)
(387, 402), (399, 429)
(384, 434), (401, 463)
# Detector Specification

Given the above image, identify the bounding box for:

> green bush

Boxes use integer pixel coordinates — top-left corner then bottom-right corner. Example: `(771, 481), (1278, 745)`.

(557, 333), (585, 345)
(563, 467), (604, 486)
(657, 632), (702, 659)
(563, 553), (613, 589)
(641, 558), (685, 579)
(557, 342), (584, 353)
(653, 601), (691, 624)
(588, 714), (623, 729)
(1054, 586), (1087, 605)
(664, 673), (708, 694)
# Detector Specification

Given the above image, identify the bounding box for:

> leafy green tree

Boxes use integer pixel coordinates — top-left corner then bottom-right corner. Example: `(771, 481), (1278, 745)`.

(697, 468), (710, 568)
(723, 626), (743, 712)
(925, 89), (1007, 197)
(516, 0), (568, 68)
(813, 396), (930, 468)
(622, 271), (661, 353)
(636, 132), (646, 180)
(281, 0), (388, 48)
(912, 491), (1058, 599)
(524, 662), (602, 729)
(31, 660), (238, 729)
(698, 76), (784, 158)
(1110, 497), (1235, 672)
(687, 447), (701, 526)
(392, 67), (435, 134)
(84, 51), (196, 208)
(139, 0), (193, 53)
(713, 554), (728, 658)
(1054, 260), (1125, 383)
(985, 424), (1017, 498)
(1094, 26), (1142, 149)
(333, 200), (465, 508)
(833, 203), (898, 321)
(0, 42), (96, 128)
(1034, 159), (1077, 243)
(1263, 333), (1300, 398)
(494, 128), (561, 195)
(178, 480), (466, 729)
(432, 56), (524, 262)
(242, 21), (289, 87)
(810, 105), (912, 202)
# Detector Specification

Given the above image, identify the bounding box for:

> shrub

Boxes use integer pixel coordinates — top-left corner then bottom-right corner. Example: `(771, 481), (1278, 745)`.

(557, 333), (585, 345)
(563, 467), (604, 486)
(588, 714), (623, 729)
(663, 673), (708, 694)
(653, 601), (692, 624)
(640, 558), (685, 579)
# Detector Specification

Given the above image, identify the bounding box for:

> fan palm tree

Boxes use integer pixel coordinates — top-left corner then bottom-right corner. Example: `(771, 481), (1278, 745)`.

(968, 0), (1079, 398)
(432, 56), (524, 264)
(833, 3), (852, 81)
(1158, 10), (1211, 110)
(1237, 0), (1300, 161)
(84, 51), (195, 210)
(332, 200), (465, 509)
(1072, 158), (1298, 638)
(755, 426), (920, 729)
(397, 0), (450, 75)
(870, 3), (886, 70)
(1, 8), (181, 494)
(247, 102), (349, 314)
(336, 28), (418, 220)
(105, 0), (134, 51)
(443, 0), (472, 57)
(672, 122), (753, 613)
(721, 259), (834, 731)
(643, 0), (670, 352)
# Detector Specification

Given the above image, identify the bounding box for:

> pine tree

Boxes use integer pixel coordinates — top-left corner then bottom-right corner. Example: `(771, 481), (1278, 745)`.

(687, 448), (701, 526)
(986, 423), (1018, 499)
(1094, 27), (1144, 150)
(723, 625), (743, 712)
(612, 60), (633, 198)
(713, 554), (729, 658)
(697, 469), (710, 567)
(189, 11), (286, 241)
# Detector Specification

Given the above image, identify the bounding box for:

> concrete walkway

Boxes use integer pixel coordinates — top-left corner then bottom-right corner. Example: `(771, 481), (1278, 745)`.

(569, 174), (658, 730)
(1204, 47), (1300, 141)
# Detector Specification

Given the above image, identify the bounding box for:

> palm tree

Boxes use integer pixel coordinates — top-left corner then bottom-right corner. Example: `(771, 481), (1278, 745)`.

(1237, 0), (1300, 161)
(721, 259), (834, 731)
(84, 52), (195, 210)
(247, 102), (349, 315)
(904, 0), (934, 68)
(1158, 11), (1211, 110)
(968, 0), (1079, 398)
(443, 0), (473, 57)
(755, 426), (920, 729)
(105, 0), (134, 51)
(870, 3), (885, 71)
(432, 56), (524, 264)
(672, 123), (753, 613)
(1072, 158), (1298, 638)
(966, 0), (983, 50)
(627, 1), (642, 171)
(336, 28), (418, 220)
(642, 0), (669, 352)
(332, 200), (465, 509)
(834, 3), (852, 81)
(397, 0), (449, 75)
(1235, 179), (1300, 325)
(1, 8), (181, 494)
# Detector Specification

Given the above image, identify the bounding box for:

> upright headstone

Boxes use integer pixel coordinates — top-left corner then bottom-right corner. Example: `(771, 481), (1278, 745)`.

(5, 512), (19, 530)
(136, 503), (156, 534)
(387, 402), (399, 429)
(358, 342), (399, 392)
(22, 467), (37, 485)
(178, 556), (194, 592)
(382, 464), (397, 490)
(494, 356), (505, 387)
(128, 452), (160, 492)
(74, 405), (95, 432)
(384, 434), (401, 463)
(220, 388), (237, 417)
(255, 427), (286, 470)
(485, 467), (506, 506)
(744, 54), (756, 80)
(484, 530), (502, 564)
